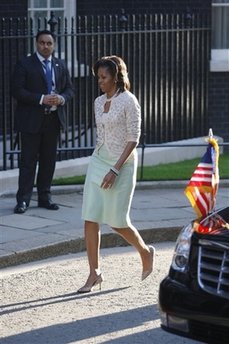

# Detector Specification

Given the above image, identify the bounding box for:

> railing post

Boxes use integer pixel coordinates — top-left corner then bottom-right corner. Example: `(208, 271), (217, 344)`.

(119, 8), (128, 31)
(119, 9), (128, 58)
(1, 18), (7, 170)
(48, 11), (58, 34)
(185, 6), (192, 28)
(140, 133), (146, 181)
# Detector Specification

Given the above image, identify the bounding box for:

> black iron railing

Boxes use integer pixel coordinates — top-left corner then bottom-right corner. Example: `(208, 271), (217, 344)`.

(0, 11), (211, 170)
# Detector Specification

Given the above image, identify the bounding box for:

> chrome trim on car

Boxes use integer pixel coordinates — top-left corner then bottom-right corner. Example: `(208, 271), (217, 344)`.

(198, 239), (229, 300)
(199, 239), (229, 250)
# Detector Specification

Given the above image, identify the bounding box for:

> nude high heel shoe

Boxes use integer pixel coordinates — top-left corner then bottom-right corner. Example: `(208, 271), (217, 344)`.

(141, 245), (155, 281)
(77, 273), (104, 293)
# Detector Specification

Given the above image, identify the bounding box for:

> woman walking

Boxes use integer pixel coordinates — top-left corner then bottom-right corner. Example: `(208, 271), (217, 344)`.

(78, 55), (155, 293)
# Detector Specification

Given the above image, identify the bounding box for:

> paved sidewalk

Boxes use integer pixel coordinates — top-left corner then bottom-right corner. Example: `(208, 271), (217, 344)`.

(0, 181), (228, 268)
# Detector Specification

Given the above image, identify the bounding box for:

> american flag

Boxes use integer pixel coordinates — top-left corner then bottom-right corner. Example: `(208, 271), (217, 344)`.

(193, 213), (228, 234)
(185, 137), (219, 218)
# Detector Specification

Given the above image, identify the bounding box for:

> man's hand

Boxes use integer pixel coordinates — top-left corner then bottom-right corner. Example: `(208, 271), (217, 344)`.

(43, 94), (63, 106)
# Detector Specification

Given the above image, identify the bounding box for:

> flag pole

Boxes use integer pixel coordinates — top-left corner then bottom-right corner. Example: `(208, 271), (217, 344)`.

(208, 128), (213, 139)
(185, 127), (220, 219)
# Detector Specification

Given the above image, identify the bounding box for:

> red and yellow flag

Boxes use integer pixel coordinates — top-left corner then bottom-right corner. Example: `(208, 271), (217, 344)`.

(185, 137), (219, 219)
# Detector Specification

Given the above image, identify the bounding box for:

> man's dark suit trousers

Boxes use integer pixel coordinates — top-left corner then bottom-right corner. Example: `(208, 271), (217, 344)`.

(16, 112), (60, 205)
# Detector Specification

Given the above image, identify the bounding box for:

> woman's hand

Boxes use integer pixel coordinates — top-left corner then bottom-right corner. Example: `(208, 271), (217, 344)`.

(101, 171), (117, 189)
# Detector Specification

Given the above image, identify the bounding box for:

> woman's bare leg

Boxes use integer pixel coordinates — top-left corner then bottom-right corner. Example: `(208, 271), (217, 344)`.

(78, 221), (102, 292)
(112, 225), (154, 273)
(85, 220), (100, 273)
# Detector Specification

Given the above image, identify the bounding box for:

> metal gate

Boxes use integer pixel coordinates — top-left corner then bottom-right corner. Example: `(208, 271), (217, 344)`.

(0, 11), (211, 170)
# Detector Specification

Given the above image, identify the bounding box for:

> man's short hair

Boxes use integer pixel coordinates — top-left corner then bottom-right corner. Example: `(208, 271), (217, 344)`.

(36, 30), (56, 42)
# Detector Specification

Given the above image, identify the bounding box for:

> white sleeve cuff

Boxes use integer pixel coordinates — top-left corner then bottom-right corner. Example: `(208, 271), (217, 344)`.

(40, 95), (44, 105)
(59, 95), (65, 105)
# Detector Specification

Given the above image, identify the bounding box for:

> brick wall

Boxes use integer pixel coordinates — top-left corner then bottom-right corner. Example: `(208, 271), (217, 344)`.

(0, 0), (27, 17)
(0, 0), (27, 143)
(208, 72), (229, 150)
(77, 0), (211, 15)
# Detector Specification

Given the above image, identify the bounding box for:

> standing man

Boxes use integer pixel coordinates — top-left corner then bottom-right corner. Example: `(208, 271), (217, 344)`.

(12, 29), (74, 214)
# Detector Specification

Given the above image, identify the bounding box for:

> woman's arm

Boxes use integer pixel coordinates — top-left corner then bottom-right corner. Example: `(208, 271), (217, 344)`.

(101, 141), (137, 189)
(101, 93), (141, 189)
(113, 141), (137, 171)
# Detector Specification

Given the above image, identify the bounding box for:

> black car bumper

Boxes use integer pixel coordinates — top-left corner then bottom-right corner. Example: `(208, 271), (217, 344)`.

(159, 276), (229, 344)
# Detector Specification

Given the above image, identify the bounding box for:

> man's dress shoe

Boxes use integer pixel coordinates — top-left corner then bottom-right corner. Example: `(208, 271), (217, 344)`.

(38, 200), (59, 210)
(14, 202), (28, 214)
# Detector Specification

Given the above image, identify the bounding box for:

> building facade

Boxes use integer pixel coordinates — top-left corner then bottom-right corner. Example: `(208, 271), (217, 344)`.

(1, 0), (228, 151)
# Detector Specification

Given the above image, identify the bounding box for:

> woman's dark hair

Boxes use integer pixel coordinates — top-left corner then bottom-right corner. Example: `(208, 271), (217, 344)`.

(36, 30), (56, 42)
(92, 55), (130, 92)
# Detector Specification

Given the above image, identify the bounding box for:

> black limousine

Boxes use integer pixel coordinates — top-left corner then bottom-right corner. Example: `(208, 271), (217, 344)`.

(159, 206), (229, 344)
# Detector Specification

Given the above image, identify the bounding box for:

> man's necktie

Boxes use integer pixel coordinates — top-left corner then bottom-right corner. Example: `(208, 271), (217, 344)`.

(43, 59), (52, 94)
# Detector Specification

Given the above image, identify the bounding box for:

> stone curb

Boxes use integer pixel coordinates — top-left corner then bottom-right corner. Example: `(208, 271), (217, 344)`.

(0, 226), (181, 269)
(1, 179), (228, 198)
(1, 180), (227, 268)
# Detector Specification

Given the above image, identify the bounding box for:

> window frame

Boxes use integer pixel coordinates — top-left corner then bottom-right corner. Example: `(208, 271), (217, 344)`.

(28, 0), (82, 77)
(28, 0), (76, 34)
(211, 1), (229, 72)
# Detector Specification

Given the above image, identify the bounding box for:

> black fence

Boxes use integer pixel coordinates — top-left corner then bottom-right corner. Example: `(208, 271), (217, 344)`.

(0, 11), (211, 170)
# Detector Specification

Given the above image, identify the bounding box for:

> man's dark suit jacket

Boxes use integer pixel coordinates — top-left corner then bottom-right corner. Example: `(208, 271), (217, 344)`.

(12, 53), (74, 133)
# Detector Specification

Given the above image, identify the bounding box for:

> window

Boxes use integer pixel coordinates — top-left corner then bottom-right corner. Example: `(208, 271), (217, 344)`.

(211, 1), (229, 71)
(28, 0), (81, 76)
(28, 0), (65, 34)
(28, 0), (76, 47)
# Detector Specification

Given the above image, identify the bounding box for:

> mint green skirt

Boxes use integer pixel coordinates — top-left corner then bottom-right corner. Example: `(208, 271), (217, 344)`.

(82, 145), (137, 228)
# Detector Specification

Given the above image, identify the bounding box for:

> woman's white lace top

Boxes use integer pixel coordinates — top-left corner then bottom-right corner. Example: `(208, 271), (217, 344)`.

(94, 90), (141, 159)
